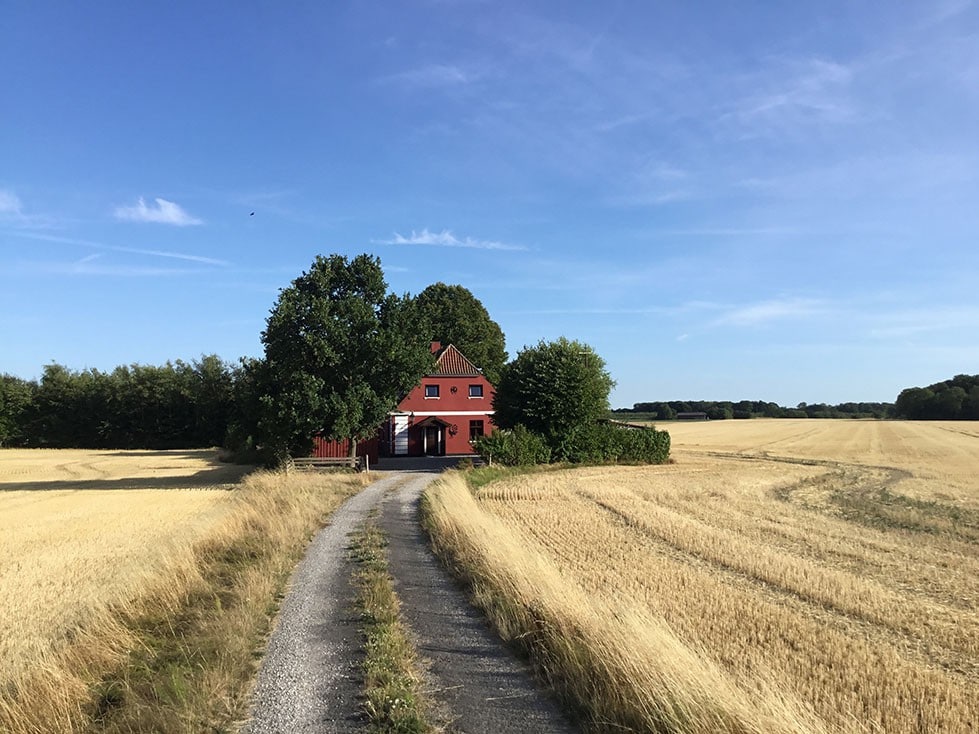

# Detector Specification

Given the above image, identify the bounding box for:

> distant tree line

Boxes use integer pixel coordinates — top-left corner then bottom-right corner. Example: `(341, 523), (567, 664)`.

(0, 259), (511, 460)
(615, 400), (895, 421)
(894, 375), (979, 420)
(0, 356), (237, 449)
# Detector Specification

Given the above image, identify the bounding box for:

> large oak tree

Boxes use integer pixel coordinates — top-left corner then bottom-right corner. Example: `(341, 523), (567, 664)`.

(413, 283), (507, 384)
(259, 254), (432, 461)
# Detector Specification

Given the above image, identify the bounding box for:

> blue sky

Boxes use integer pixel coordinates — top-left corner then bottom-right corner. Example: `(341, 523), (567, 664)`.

(2, 1), (978, 408)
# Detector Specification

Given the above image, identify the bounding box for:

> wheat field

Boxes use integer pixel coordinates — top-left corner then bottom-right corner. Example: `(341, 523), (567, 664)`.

(0, 448), (366, 732)
(0, 449), (250, 682)
(427, 420), (979, 733)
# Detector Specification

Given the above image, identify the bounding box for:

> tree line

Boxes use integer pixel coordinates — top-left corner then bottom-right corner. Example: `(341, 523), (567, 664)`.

(0, 257), (509, 458)
(0, 357), (238, 449)
(616, 400), (895, 421)
(894, 375), (979, 420)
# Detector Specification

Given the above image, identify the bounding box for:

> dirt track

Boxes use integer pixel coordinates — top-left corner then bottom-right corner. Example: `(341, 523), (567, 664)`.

(244, 468), (576, 733)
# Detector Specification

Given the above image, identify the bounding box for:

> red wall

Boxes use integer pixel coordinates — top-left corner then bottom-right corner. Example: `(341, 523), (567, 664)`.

(311, 435), (379, 463)
(395, 374), (495, 456)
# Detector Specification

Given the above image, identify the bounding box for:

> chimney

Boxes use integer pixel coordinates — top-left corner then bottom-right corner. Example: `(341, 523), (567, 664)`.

(430, 341), (442, 354)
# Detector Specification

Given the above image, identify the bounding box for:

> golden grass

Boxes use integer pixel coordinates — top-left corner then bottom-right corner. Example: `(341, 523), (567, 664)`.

(425, 421), (979, 733)
(0, 448), (364, 733)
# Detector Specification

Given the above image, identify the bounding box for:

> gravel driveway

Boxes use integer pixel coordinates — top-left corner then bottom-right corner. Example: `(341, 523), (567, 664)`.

(243, 469), (578, 733)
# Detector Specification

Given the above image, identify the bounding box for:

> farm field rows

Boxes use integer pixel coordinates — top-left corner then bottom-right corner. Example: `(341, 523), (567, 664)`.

(0, 449), (249, 682)
(432, 420), (979, 733)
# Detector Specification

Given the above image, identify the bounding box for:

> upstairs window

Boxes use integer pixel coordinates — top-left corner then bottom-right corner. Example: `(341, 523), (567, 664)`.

(424, 384), (440, 398)
(468, 384), (484, 398)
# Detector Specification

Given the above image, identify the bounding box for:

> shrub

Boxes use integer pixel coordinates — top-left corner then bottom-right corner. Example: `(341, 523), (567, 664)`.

(473, 425), (551, 466)
(563, 422), (670, 464)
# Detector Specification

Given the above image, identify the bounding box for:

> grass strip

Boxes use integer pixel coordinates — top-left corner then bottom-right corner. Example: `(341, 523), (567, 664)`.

(350, 517), (432, 734)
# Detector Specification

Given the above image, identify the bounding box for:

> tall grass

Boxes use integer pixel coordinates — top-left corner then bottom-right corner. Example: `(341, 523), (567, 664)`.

(423, 472), (828, 734)
(428, 455), (979, 733)
(0, 469), (364, 733)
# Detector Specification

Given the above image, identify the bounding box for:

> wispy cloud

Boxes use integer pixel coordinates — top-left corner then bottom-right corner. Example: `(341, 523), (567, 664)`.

(651, 226), (799, 236)
(10, 231), (228, 266)
(375, 228), (525, 251)
(378, 64), (475, 88)
(713, 298), (826, 327)
(114, 197), (203, 226)
(0, 189), (23, 216)
(21, 261), (199, 277)
(868, 305), (979, 339)
(719, 57), (857, 139)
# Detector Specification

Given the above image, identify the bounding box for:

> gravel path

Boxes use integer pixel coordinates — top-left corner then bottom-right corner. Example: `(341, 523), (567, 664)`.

(381, 474), (579, 734)
(243, 469), (578, 733)
(244, 473), (407, 734)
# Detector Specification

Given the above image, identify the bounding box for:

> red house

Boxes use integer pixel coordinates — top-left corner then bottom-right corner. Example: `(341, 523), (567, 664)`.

(384, 342), (495, 457)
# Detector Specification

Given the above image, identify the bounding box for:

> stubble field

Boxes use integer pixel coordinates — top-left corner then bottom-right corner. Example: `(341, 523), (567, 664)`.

(426, 420), (979, 733)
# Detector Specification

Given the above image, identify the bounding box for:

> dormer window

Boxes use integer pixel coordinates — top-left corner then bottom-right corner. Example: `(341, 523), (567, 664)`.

(424, 384), (440, 398)
(468, 384), (483, 398)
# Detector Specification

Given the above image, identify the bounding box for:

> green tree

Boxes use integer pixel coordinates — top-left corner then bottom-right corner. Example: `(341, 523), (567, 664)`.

(0, 374), (35, 446)
(413, 283), (507, 384)
(492, 337), (615, 460)
(259, 254), (433, 462)
(895, 387), (934, 419)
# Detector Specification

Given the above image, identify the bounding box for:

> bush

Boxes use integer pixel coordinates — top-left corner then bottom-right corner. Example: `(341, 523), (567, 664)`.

(563, 422), (670, 464)
(475, 422), (670, 466)
(473, 425), (551, 466)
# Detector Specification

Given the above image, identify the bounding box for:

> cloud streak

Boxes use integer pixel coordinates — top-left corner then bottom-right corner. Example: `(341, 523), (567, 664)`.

(114, 197), (203, 226)
(0, 189), (23, 216)
(377, 64), (475, 88)
(713, 298), (826, 327)
(376, 228), (525, 251)
(9, 231), (228, 266)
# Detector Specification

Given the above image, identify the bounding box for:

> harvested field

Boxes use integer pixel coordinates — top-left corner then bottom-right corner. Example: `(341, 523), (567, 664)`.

(426, 420), (979, 733)
(0, 448), (362, 733)
(0, 448), (248, 681)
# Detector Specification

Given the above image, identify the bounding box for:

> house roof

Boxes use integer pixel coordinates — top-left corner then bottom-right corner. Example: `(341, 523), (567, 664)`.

(431, 344), (483, 377)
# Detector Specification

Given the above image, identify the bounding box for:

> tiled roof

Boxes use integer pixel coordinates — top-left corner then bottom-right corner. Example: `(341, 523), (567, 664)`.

(432, 344), (482, 376)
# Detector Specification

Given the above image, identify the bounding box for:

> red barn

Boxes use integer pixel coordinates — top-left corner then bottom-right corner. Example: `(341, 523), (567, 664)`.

(384, 342), (495, 457)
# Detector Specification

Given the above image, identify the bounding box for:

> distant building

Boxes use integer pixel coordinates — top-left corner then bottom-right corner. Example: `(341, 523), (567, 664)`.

(385, 342), (495, 456)
(310, 342), (496, 462)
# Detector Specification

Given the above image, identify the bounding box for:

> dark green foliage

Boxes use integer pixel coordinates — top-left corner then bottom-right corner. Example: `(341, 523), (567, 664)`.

(259, 254), (433, 461)
(223, 357), (270, 461)
(413, 283), (507, 384)
(619, 399), (895, 420)
(493, 338), (614, 461)
(16, 357), (236, 449)
(0, 374), (35, 446)
(562, 422), (671, 464)
(473, 424), (552, 466)
(895, 375), (979, 419)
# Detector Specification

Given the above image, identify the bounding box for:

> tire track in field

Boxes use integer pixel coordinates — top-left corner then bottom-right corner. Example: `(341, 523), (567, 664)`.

(582, 489), (979, 681)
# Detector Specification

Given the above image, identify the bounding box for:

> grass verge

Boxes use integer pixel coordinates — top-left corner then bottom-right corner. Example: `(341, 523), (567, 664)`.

(0, 469), (365, 734)
(350, 516), (432, 733)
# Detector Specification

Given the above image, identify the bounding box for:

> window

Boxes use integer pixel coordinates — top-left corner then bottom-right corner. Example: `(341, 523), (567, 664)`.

(424, 384), (439, 398)
(468, 384), (483, 398)
(469, 420), (484, 441)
